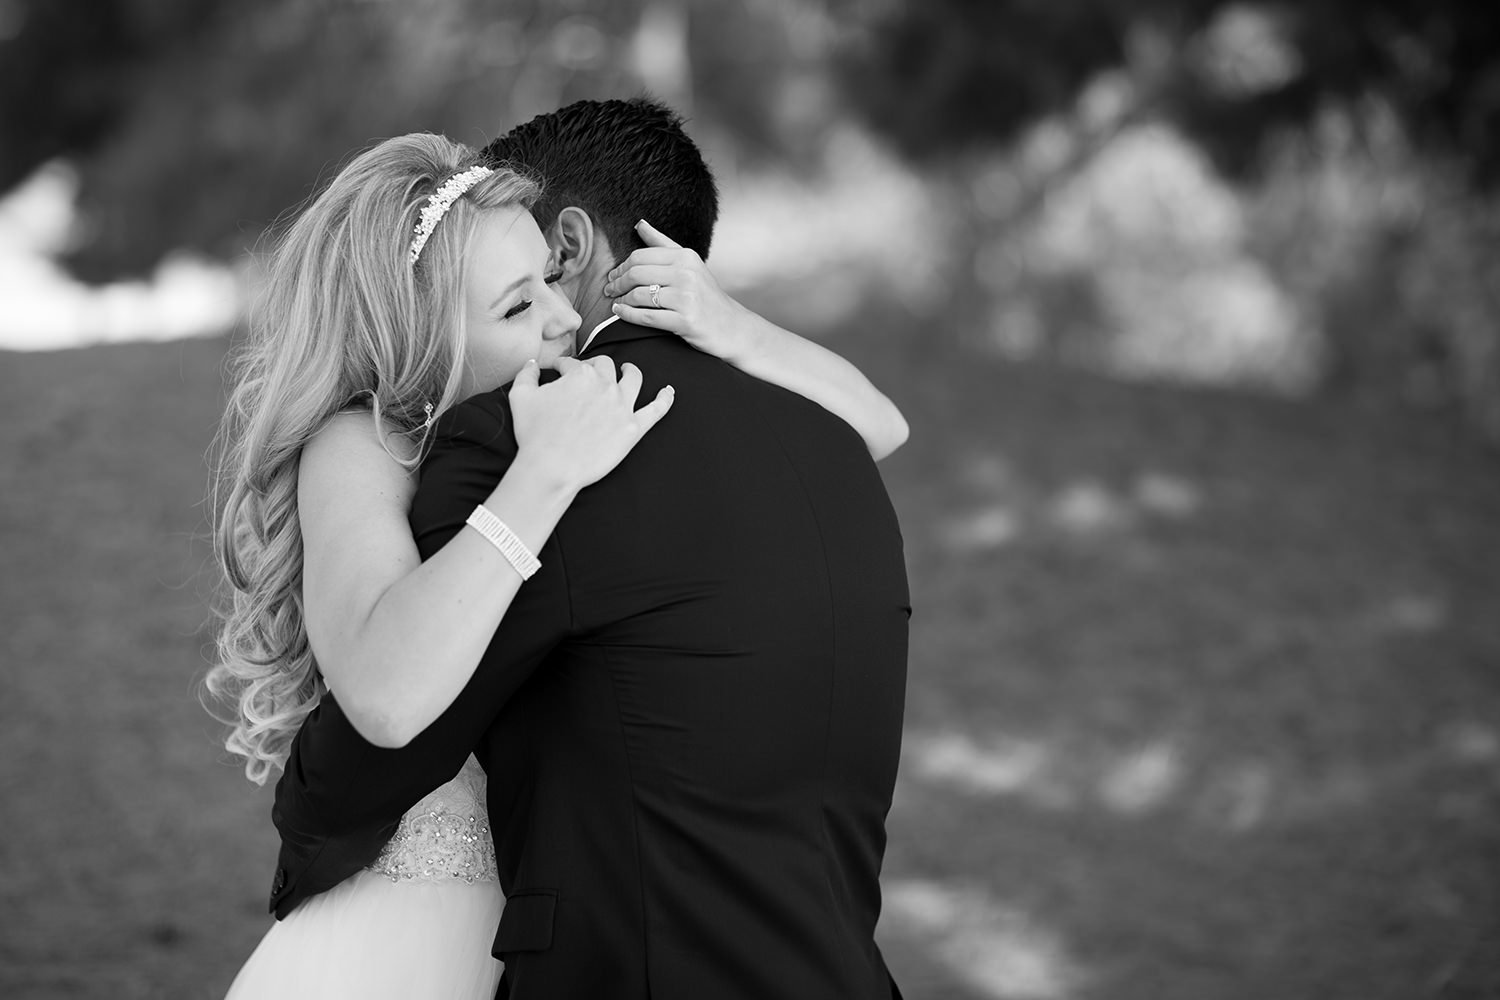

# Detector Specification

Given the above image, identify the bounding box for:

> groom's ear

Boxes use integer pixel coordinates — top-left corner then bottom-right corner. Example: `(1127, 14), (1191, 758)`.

(548, 206), (598, 281)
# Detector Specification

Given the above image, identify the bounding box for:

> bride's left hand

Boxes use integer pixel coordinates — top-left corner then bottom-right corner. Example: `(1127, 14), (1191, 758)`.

(601, 220), (757, 364)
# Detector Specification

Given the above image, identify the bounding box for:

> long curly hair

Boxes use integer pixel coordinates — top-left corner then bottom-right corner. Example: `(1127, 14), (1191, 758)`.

(205, 133), (539, 784)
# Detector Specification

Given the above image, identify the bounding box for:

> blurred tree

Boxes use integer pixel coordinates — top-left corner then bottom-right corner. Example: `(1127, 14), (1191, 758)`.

(0, 0), (834, 276)
(3, 0), (1498, 439)
(5, 0), (1498, 265)
(834, 0), (1500, 185)
(833, 0), (1153, 161)
(830, 0), (1500, 443)
(0, 0), (660, 276)
(0, 0), (233, 194)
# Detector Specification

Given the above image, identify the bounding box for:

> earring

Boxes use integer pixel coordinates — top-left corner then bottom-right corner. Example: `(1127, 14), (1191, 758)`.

(422, 401), (435, 430)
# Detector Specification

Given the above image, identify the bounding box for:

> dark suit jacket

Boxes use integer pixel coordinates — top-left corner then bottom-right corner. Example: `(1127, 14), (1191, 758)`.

(270, 321), (911, 998)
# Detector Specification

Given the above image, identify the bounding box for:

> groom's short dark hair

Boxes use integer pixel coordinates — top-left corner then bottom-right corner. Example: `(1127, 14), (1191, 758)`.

(481, 97), (718, 263)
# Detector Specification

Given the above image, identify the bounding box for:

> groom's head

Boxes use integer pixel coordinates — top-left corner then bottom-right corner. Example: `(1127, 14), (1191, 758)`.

(482, 97), (718, 266)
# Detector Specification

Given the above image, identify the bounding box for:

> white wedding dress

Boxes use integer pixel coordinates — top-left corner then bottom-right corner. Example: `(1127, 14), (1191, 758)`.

(226, 756), (505, 999)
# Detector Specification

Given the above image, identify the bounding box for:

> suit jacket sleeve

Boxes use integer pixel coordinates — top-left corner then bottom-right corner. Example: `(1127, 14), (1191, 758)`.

(271, 390), (574, 862)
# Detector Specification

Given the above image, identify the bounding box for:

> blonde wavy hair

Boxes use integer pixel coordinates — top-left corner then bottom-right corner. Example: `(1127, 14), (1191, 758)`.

(205, 133), (540, 784)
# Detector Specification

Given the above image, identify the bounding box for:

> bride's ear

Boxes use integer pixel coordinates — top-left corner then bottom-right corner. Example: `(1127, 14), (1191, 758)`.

(548, 206), (598, 281)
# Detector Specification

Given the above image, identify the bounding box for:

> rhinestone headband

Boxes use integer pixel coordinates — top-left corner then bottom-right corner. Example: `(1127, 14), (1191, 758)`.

(408, 165), (493, 264)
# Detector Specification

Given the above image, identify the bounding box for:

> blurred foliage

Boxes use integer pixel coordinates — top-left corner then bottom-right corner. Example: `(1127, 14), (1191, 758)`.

(828, 0), (1500, 443)
(4, 0), (1497, 256)
(1, 0), (1498, 441)
(0, 0), (661, 277)
(11, 0), (1492, 270)
(836, 0), (1500, 185)
(0, 0), (835, 277)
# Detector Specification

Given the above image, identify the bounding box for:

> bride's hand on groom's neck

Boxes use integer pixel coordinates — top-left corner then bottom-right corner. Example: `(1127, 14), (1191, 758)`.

(602, 219), (756, 364)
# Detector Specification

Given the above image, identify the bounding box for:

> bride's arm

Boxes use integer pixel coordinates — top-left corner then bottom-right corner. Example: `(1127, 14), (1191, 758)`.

(299, 359), (671, 750)
(604, 221), (909, 461)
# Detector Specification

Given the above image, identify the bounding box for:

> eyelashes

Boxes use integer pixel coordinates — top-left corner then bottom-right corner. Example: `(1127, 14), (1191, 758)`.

(502, 271), (565, 320)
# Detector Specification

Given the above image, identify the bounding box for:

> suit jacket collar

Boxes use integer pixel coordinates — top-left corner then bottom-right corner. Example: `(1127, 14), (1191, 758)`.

(579, 318), (672, 357)
(578, 314), (620, 354)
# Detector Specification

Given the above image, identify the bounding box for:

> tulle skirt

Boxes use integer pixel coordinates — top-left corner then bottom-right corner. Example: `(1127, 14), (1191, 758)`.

(225, 869), (505, 999)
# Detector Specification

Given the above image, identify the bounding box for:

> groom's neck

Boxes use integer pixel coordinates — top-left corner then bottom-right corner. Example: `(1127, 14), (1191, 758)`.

(571, 262), (616, 350)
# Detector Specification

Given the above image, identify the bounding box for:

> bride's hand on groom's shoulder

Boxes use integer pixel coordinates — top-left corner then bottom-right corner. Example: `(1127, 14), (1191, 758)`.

(603, 219), (760, 366)
(509, 356), (676, 492)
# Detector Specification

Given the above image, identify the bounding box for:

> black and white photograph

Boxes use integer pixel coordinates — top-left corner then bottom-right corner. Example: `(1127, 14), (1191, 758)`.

(1, 2), (1498, 998)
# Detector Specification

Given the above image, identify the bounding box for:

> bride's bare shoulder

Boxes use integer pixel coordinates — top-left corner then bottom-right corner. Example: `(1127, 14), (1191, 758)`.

(300, 411), (418, 501)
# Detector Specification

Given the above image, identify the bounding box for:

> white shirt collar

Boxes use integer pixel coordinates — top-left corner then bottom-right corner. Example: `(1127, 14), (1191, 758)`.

(579, 314), (621, 354)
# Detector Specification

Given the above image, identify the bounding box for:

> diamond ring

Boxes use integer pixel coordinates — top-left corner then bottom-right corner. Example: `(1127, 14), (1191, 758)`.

(649, 283), (662, 308)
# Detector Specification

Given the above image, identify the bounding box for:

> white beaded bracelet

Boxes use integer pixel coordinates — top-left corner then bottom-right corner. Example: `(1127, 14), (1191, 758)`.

(465, 505), (541, 580)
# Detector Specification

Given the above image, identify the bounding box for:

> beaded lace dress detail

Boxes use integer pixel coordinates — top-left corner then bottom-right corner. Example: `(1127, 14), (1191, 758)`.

(366, 755), (498, 883)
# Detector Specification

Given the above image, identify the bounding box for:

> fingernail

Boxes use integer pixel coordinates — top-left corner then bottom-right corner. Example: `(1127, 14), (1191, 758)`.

(527, 358), (538, 366)
(664, 385), (675, 394)
(637, 219), (647, 228)
(612, 302), (622, 313)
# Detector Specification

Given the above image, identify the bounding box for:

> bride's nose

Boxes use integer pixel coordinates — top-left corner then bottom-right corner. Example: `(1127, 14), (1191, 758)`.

(544, 285), (581, 342)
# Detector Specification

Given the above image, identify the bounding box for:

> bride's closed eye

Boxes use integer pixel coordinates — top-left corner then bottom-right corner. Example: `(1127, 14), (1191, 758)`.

(502, 271), (565, 321)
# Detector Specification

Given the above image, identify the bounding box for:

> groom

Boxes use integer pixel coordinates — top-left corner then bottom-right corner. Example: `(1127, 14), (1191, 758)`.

(269, 98), (911, 998)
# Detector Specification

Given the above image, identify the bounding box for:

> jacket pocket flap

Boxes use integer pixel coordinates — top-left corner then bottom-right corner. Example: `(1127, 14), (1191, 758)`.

(494, 890), (557, 954)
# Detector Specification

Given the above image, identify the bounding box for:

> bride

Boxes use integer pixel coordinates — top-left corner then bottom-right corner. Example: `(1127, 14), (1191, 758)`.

(209, 131), (906, 998)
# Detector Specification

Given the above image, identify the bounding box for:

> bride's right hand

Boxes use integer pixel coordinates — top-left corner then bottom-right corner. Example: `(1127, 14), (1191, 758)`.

(507, 355), (675, 493)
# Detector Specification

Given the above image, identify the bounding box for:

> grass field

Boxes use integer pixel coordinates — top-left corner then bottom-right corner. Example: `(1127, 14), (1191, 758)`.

(2, 332), (1497, 999)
